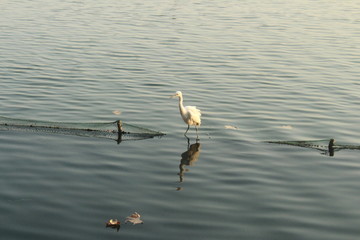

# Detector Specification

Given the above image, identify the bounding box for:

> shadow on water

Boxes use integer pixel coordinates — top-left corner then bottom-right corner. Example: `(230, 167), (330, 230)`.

(177, 138), (201, 190)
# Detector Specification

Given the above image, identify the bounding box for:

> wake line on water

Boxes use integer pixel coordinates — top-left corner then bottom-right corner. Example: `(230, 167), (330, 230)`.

(0, 116), (165, 143)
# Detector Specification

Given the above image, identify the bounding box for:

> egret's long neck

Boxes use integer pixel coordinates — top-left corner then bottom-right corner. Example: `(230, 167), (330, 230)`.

(178, 96), (186, 115)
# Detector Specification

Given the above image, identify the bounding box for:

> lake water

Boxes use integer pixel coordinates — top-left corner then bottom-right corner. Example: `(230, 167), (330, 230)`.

(1, 0), (360, 239)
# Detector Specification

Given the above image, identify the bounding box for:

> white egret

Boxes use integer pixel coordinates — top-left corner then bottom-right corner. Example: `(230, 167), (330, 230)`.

(171, 91), (201, 138)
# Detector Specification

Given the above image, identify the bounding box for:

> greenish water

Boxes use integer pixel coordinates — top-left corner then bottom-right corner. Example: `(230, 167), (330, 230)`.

(1, 0), (360, 239)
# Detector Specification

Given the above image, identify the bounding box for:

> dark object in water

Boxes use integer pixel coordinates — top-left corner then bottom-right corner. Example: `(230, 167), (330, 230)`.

(0, 116), (165, 143)
(106, 219), (121, 231)
(328, 139), (335, 156)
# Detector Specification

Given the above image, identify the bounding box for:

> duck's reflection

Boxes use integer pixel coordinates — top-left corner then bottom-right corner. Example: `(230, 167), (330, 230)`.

(178, 139), (201, 185)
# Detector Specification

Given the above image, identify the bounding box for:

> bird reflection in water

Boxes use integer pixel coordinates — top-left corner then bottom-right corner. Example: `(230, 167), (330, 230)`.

(177, 139), (201, 190)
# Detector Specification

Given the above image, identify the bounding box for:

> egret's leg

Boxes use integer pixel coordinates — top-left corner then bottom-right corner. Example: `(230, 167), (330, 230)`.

(184, 125), (190, 136)
(195, 126), (199, 140)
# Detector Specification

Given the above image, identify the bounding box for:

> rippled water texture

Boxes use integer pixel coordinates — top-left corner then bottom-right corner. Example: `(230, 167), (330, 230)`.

(1, 0), (360, 239)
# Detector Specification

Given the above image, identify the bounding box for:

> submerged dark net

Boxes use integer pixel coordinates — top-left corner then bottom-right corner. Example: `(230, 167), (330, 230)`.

(0, 116), (164, 141)
(267, 139), (360, 151)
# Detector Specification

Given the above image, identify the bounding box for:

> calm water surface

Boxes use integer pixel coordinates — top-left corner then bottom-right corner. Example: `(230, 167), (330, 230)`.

(1, 0), (360, 239)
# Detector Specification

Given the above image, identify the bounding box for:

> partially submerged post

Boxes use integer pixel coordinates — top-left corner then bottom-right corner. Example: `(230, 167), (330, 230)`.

(328, 139), (335, 157)
(116, 120), (124, 144)
(117, 120), (124, 133)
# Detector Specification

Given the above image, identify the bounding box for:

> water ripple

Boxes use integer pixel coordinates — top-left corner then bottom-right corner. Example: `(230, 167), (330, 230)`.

(1, 0), (360, 239)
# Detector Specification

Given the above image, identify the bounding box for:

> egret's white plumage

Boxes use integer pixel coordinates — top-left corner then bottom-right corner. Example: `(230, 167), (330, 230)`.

(172, 91), (201, 138)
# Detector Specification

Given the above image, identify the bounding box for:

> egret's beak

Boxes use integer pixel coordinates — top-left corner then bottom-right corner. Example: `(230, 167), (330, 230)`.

(170, 94), (177, 98)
